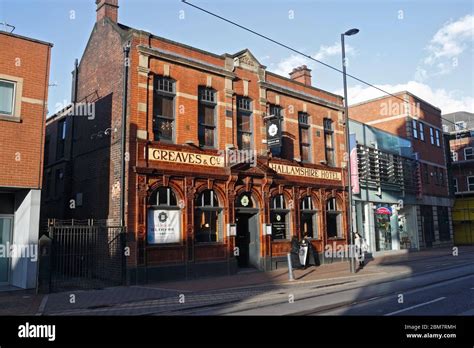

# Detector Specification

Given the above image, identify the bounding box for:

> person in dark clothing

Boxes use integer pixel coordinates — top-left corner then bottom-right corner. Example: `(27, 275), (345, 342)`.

(301, 233), (320, 267)
(290, 236), (303, 269)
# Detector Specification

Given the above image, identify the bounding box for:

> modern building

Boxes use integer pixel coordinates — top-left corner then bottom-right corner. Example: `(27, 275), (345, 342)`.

(350, 92), (453, 249)
(442, 111), (474, 245)
(0, 30), (52, 288)
(350, 120), (421, 254)
(41, 0), (350, 282)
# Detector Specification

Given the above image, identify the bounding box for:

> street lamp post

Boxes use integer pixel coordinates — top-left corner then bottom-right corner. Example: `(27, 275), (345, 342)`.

(341, 28), (359, 273)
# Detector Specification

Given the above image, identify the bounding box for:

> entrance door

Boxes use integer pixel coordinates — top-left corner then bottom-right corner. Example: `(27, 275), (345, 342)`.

(421, 206), (434, 248)
(235, 212), (260, 268)
(0, 216), (13, 284)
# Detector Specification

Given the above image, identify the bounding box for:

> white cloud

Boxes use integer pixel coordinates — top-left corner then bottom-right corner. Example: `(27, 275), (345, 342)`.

(333, 81), (474, 114)
(271, 42), (354, 77)
(417, 14), (474, 80)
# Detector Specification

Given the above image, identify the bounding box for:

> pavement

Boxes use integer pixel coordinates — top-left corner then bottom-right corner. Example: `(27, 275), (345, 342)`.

(0, 245), (472, 316)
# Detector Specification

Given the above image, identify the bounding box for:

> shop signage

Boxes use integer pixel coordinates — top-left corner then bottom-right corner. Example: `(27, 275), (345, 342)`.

(147, 209), (181, 244)
(375, 207), (392, 215)
(269, 163), (341, 181)
(148, 148), (225, 167)
(266, 116), (281, 148)
(272, 214), (286, 239)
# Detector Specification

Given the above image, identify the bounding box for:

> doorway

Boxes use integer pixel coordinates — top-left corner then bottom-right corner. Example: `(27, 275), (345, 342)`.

(235, 211), (260, 269)
(0, 216), (13, 284)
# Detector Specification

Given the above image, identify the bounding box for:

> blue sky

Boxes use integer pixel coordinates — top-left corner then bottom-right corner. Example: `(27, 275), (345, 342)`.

(1, 0), (473, 114)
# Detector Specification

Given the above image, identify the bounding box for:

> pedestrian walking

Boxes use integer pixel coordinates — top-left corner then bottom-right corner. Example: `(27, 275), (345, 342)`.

(354, 232), (368, 268)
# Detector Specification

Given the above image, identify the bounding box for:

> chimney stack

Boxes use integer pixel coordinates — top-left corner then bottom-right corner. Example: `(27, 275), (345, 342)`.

(96, 0), (119, 23)
(289, 65), (312, 86)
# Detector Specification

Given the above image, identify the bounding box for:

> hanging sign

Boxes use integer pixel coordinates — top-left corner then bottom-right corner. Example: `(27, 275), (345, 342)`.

(147, 209), (181, 244)
(266, 116), (281, 148)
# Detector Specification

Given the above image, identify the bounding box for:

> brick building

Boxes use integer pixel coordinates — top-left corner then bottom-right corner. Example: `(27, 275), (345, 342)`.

(442, 111), (474, 245)
(0, 30), (52, 288)
(350, 92), (453, 249)
(42, 0), (350, 282)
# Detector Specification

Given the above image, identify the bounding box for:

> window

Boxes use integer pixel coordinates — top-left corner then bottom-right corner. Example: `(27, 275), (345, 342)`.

(468, 177), (474, 191)
(299, 112), (311, 162)
(198, 88), (216, 147)
(195, 190), (222, 243)
(269, 104), (282, 118)
(271, 194), (289, 240)
(453, 178), (458, 193)
(424, 164), (429, 183)
(237, 97), (253, 150)
(435, 129), (440, 147)
(419, 122), (425, 141)
(153, 76), (175, 142)
(442, 124), (449, 133)
(464, 147), (473, 160)
(451, 151), (458, 162)
(455, 121), (466, 131)
(54, 169), (63, 197)
(0, 80), (15, 116)
(324, 118), (335, 166)
(56, 119), (66, 160)
(412, 119), (418, 139)
(148, 187), (181, 244)
(300, 196), (318, 239)
(150, 186), (178, 207)
(433, 167), (438, 185)
(430, 127), (434, 144)
(326, 198), (342, 239)
(439, 169), (444, 185)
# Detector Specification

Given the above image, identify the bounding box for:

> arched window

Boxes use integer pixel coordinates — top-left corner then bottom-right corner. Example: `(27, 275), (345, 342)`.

(148, 187), (181, 244)
(195, 190), (223, 243)
(300, 196), (318, 239)
(326, 198), (342, 239)
(271, 194), (289, 240)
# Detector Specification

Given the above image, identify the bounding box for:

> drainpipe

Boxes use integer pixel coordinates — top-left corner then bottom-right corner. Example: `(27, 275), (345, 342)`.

(120, 42), (131, 228)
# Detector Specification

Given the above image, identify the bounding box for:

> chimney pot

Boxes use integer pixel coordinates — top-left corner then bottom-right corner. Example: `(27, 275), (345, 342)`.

(289, 65), (312, 86)
(96, 0), (119, 23)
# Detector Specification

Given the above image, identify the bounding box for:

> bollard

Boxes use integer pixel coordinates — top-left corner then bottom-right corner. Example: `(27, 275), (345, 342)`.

(287, 253), (294, 281)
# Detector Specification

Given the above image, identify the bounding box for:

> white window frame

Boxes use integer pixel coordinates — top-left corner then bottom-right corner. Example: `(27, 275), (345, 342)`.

(0, 79), (16, 116)
(435, 129), (441, 147)
(430, 127), (434, 144)
(468, 176), (474, 191)
(464, 147), (473, 160)
(419, 122), (425, 141)
(412, 119), (418, 139)
(0, 75), (23, 119)
(451, 151), (458, 162)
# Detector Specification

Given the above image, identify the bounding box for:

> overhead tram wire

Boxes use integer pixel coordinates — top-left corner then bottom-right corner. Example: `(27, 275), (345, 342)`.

(181, 0), (457, 126)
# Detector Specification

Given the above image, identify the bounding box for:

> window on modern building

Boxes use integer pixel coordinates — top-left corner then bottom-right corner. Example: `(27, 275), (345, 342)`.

(429, 127), (434, 145)
(464, 147), (473, 160)
(271, 194), (289, 240)
(299, 112), (311, 162)
(56, 119), (66, 160)
(412, 119), (418, 139)
(453, 178), (458, 193)
(326, 198), (342, 239)
(153, 76), (175, 142)
(424, 164), (429, 183)
(324, 118), (335, 166)
(455, 121), (466, 131)
(237, 97), (253, 150)
(300, 196), (318, 239)
(198, 87), (217, 148)
(451, 151), (458, 162)
(468, 177), (474, 191)
(195, 190), (222, 243)
(435, 129), (441, 147)
(419, 122), (425, 141)
(0, 79), (15, 116)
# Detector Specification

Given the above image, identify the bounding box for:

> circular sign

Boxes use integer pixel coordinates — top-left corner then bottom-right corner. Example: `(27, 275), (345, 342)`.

(276, 214), (281, 222)
(268, 124), (278, 137)
(158, 212), (168, 223)
(240, 195), (250, 207)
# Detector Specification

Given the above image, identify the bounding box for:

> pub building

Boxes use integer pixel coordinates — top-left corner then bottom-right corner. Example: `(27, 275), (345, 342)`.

(43, 0), (349, 282)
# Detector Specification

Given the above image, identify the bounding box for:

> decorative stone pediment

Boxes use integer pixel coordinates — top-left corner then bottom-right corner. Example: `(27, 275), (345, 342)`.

(231, 49), (265, 73)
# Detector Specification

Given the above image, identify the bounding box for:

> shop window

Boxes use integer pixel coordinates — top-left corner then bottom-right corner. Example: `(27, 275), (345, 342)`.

(300, 196), (318, 239)
(237, 97), (253, 150)
(198, 87), (217, 148)
(299, 112), (311, 162)
(324, 118), (335, 166)
(148, 187), (181, 244)
(150, 186), (178, 206)
(153, 76), (175, 142)
(195, 190), (222, 243)
(326, 198), (342, 239)
(271, 194), (289, 240)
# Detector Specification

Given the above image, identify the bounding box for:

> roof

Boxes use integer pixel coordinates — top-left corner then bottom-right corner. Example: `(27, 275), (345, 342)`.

(0, 30), (53, 47)
(442, 111), (474, 132)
